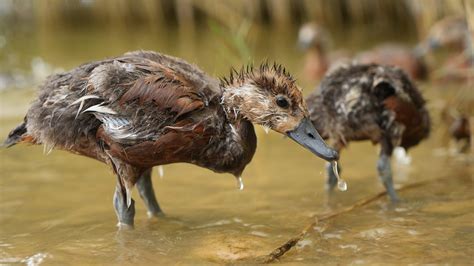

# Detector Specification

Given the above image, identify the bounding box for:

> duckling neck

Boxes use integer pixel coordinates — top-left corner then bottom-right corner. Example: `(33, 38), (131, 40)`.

(220, 84), (252, 123)
(306, 46), (329, 75)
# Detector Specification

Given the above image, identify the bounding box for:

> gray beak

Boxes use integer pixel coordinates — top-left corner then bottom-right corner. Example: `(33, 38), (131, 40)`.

(414, 38), (440, 56)
(286, 117), (339, 162)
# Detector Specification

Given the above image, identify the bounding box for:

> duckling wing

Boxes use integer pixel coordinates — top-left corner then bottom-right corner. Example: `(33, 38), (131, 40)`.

(80, 53), (220, 145)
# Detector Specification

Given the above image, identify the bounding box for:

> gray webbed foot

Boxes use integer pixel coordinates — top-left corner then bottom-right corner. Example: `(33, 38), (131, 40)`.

(377, 153), (400, 203)
(137, 169), (164, 218)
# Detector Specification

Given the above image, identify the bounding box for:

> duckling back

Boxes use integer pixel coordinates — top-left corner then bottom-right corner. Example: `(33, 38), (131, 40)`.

(6, 51), (222, 158)
(307, 64), (430, 150)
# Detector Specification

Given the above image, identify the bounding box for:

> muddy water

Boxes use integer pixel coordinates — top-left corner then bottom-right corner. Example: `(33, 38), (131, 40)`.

(0, 26), (473, 264)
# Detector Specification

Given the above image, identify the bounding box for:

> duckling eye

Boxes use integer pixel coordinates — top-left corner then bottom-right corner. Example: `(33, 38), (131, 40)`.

(276, 96), (289, 109)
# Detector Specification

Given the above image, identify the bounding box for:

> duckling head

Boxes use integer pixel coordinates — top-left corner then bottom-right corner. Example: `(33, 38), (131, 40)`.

(415, 16), (468, 56)
(221, 63), (338, 162)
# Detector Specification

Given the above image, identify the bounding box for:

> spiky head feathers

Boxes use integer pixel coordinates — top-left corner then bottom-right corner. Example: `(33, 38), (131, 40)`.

(221, 63), (309, 133)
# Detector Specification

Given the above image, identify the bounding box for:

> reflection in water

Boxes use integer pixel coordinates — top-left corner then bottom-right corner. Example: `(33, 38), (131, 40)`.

(0, 27), (472, 265)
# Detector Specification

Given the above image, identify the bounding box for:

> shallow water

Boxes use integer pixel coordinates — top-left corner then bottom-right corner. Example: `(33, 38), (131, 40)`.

(0, 25), (473, 264)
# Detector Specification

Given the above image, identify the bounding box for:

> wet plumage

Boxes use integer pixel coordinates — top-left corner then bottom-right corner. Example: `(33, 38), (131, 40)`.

(307, 64), (430, 201)
(355, 44), (428, 81)
(5, 50), (337, 228)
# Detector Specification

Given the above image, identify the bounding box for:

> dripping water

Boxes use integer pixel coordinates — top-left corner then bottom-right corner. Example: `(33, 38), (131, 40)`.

(236, 176), (244, 190)
(158, 165), (164, 179)
(332, 161), (347, 191)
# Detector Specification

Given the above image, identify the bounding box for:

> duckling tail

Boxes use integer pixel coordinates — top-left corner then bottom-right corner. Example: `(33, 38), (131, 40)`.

(3, 120), (27, 148)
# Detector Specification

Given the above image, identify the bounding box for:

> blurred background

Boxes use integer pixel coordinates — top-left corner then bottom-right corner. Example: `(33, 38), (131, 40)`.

(0, 0), (471, 87)
(0, 0), (472, 265)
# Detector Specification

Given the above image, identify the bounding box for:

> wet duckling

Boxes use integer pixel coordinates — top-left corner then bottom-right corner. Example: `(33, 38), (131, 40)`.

(306, 64), (430, 202)
(355, 44), (428, 81)
(4, 51), (338, 228)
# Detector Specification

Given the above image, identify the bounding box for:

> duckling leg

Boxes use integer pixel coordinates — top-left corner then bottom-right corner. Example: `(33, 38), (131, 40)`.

(326, 143), (342, 192)
(136, 168), (163, 218)
(108, 156), (139, 228)
(377, 145), (399, 202)
(113, 179), (136, 229)
(326, 162), (341, 192)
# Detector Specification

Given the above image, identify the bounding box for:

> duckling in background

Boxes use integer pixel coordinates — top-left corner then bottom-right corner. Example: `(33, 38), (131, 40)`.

(354, 44), (428, 81)
(306, 64), (430, 202)
(441, 100), (473, 153)
(297, 22), (427, 81)
(416, 15), (468, 55)
(297, 23), (351, 81)
(449, 116), (471, 152)
(4, 51), (338, 228)
(415, 15), (472, 83)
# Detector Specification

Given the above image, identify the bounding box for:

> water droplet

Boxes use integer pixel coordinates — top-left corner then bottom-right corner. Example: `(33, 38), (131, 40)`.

(158, 165), (164, 179)
(337, 179), (348, 191)
(331, 161), (348, 192)
(237, 176), (244, 190)
(263, 126), (270, 134)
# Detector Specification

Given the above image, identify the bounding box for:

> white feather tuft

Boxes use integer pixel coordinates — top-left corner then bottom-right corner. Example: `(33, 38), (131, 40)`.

(82, 103), (117, 115)
(70, 95), (101, 118)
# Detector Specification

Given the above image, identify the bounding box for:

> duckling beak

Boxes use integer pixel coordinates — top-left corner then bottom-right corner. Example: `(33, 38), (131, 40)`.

(286, 117), (339, 162)
(414, 38), (440, 56)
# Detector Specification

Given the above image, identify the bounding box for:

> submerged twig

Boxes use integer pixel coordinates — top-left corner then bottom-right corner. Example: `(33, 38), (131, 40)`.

(260, 179), (437, 263)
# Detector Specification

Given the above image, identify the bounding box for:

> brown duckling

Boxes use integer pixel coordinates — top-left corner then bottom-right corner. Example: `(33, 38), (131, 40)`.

(298, 23), (427, 81)
(441, 104), (473, 153)
(416, 15), (468, 55)
(355, 44), (428, 81)
(297, 23), (351, 81)
(415, 15), (472, 83)
(449, 116), (471, 151)
(4, 51), (338, 228)
(306, 64), (430, 202)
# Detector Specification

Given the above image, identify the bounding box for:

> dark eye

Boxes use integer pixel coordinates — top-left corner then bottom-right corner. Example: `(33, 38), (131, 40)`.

(276, 96), (289, 108)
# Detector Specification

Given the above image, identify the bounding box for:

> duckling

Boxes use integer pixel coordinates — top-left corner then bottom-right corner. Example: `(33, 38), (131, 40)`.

(441, 102), (473, 153)
(306, 64), (430, 202)
(355, 44), (428, 81)
(298, 23), (427, 81)
(415, 15), (472, 83)
(4, 51), (338, 228)
(449, 116), (471, 152)
(416, 15), (468, 55)
(297, 23), (351, 81)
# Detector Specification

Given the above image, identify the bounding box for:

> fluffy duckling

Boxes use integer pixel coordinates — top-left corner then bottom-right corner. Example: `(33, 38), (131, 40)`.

(298, 22), (427, 81)
(306, 64), (430, 201)
(4, 51), (338, 228)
